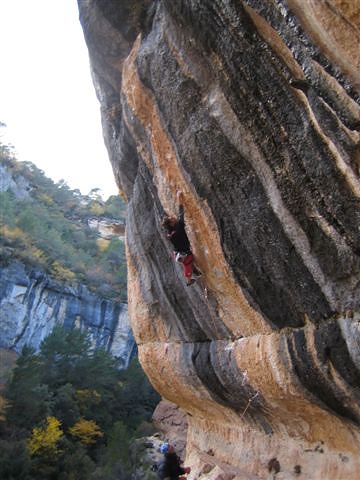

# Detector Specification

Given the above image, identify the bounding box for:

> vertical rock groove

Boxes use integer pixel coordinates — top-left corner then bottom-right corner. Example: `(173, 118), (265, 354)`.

(78, 0), (360, 477)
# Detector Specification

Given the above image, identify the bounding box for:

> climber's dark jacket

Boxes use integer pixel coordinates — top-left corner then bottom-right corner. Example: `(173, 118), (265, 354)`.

(166, 205), (191, 254)
(157, 452), (185, 479)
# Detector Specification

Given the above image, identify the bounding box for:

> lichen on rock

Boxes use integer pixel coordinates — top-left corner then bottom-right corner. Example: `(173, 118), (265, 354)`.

(78, 1), (360, 478)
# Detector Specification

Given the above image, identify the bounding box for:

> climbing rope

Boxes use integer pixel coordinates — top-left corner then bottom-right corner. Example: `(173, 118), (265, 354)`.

(196, 274), (222, 339)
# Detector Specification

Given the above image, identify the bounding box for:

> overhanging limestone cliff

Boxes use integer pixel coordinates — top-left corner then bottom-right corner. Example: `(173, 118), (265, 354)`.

(78, 1), (360, 478)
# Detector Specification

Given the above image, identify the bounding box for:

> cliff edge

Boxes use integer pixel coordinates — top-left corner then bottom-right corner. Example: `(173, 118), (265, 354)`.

(78, 1), (360, 478)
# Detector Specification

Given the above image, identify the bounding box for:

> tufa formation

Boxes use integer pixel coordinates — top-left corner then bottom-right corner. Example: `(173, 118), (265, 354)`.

(78, 1), (360, 478)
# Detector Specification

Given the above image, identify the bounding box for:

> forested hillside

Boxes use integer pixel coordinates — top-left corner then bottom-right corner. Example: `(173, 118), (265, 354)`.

(0, 134), (127, 301)
(0, 129), (161, 479)
(0, 327), (160, 480)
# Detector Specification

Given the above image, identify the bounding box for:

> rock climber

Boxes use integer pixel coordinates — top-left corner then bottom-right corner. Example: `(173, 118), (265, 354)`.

(162, 191), (201, 286)
(156, 443), (191, 480)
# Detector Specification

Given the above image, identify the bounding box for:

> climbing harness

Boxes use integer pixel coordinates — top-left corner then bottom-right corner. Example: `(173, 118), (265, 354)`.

(175, 251), (189, 263)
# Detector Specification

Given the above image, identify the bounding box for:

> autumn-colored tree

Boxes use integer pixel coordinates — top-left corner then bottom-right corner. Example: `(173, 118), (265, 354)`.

(69, 418), (103, 445)
(51, 261), (77, 282)
(27, 416), (63, 456)
(76, 389), (101, 412)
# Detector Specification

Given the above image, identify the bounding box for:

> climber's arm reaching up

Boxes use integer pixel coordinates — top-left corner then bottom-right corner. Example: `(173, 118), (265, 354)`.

(177, 190), (185, 223)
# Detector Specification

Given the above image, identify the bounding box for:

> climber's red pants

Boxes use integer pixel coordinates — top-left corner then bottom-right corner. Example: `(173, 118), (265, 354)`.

(173, 252), (193, 279)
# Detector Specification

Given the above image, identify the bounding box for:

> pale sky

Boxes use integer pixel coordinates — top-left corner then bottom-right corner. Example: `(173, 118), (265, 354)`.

(0, 0), (118, 198)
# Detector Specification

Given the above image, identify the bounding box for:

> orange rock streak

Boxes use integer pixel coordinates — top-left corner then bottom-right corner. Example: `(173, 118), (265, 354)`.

(123, 36), (271, 341)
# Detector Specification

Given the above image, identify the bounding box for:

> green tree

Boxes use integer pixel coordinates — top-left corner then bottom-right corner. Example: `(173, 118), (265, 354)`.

(58, 445), (95, 480)
(0, 192), (16, 227)
(105, 421), (131, 471)
(5, 347), (53, 430)
(53, 383), (80, 430)
(104, 195), (127, 220)
(0, 439), (31, 480)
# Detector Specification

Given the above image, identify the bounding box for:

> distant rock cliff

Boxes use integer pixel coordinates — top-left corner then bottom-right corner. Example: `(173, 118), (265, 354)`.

(79, 1), (360, 478)
(0, 261), (135, 368)
(0, 163), (32, 200)
(88, 217), (125, 240)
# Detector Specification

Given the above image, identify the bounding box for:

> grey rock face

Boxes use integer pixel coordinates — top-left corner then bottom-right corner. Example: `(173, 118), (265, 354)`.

(0, 163), (31, 200)
(0, 261), (135, 368)
(78, 0), (360, 477)
(88, 217), (125, 240)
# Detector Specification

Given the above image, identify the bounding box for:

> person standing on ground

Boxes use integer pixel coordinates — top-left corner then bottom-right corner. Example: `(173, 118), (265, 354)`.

(157, 443), (191, 480)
